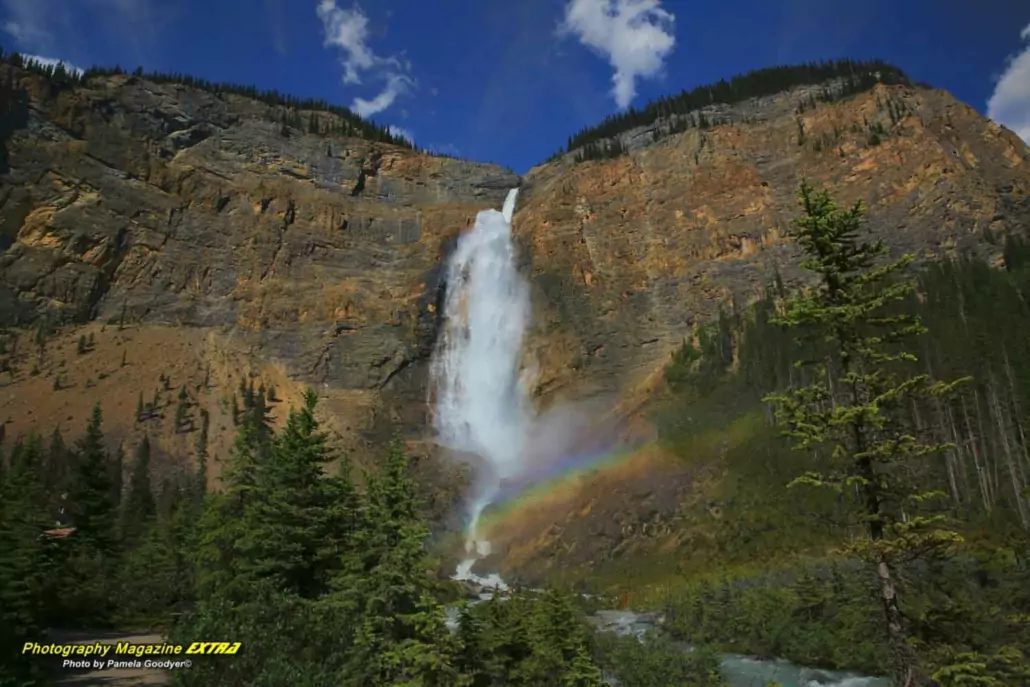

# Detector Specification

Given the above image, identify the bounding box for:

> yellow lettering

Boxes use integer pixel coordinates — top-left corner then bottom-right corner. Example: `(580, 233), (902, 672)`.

(225, 642), (241, 655)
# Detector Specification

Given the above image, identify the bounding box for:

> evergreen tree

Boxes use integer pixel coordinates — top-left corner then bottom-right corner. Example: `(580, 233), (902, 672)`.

(195, 408), (210, 497)
(765, 183), (967, 686)
(45, 427), (72, 506)
(175, 386), (188, 432)
(67, 403), (117, 555)
(110, 443), (124, 512)
(194, 388), (271, 601)
(121, 435), (156, 544)
(0, 434), (51, 686)
(345, 438), (462, 686)
(249, 387), (274, 451)
(176, 394), (356, 687)
(237, 389), (358, 598)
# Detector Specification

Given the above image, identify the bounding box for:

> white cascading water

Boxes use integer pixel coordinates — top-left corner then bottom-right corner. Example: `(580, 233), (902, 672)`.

(431, 188), (528, 590)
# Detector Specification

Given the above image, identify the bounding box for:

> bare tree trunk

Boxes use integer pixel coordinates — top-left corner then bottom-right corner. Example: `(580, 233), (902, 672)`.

(1001, 349), (1030, 493)
(876, 558), (930, 687)
(919, 357), (961, 508)
(988, 375), (1030, 529)
(945, 403), (970, 508)
(974, 389), (998, 509)
(961, 394), (992, 514)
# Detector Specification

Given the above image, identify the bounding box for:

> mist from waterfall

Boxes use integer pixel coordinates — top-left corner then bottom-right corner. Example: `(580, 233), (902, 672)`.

(430, 188), (529, 588)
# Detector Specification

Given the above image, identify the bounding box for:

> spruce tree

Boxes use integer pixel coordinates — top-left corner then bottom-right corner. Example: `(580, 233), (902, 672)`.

(67, 404), (117, 555)
(195, 409), (210, 497)
(765, 182), (967, 686)
(0, 435), (51, 685)
(175, 386), (188, 432)
(345, 438), (461, 686)
(194, 389), (270, 601)
(237, 389), (358, 598)
(45, 427), (71, 502)
(176, 395), (355, 687)
(121, 435), (156, 544)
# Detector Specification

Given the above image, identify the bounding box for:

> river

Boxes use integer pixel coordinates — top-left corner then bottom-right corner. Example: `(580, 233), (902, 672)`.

(445, 604), (888, 687)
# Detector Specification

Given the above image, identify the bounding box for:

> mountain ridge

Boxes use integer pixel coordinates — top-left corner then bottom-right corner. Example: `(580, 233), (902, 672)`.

(0, 55), (1028, 554)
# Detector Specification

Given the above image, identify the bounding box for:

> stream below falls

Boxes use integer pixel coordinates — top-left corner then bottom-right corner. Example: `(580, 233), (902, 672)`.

(444, 605), (888, 687)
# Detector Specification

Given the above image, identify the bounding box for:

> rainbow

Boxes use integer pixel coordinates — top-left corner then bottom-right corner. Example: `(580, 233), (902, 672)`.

(475, 437), (647, 534)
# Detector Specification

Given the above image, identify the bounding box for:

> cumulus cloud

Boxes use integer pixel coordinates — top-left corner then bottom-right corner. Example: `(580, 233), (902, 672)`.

(557, 0), (676, 109)
(316, 0), (413, 118)
(387, 124), (414, 143)
(987, 23), (1030, 144)
(353, 73), (412, 118)
(22, 53), (84, 76)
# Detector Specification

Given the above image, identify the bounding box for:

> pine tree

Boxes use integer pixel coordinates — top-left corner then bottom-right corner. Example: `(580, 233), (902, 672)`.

(0, 434), (51, 685)
(237, 389), (358, 599)
(175, 386), (188, 432)
(110, 443), (124, 513)
(345, 438), (461, 686)
(45, 427), (72, 505)
(176, 395), (355, 687)
(764, 182), (968, 686)
(250, 387), (273, 451)
(67, 404), (117, 555)
(121, 435), (156, 544)
(195, 409), (210, 497)
(194, 390), (270, 601)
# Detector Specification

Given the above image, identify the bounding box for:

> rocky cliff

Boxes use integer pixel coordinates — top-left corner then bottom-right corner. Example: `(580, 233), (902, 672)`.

(1, 62), (1029, 548)
(0, 63), (516, 503)
(515, 81), (1030, 413)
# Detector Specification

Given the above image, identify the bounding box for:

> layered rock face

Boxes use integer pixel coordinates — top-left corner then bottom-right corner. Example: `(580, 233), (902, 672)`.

(514, 82), (1030, 410)
(0, 65), (517, 470)
(2, 65), (1029, 555)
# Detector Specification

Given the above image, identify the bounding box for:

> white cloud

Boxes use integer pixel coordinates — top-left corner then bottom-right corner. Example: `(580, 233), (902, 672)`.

(3, 0), (160, 61)
(987, 23), (1030, 144)
(22, 53), (84, 76)
(557, 0), (676, 109)
(353, 72), (413, 117)
(316, 0), (413, 119)
(2, 0), (55, 49)
(387, 124), (414, 142)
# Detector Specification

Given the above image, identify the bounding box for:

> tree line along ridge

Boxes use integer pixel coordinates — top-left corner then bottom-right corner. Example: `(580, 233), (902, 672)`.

(556, 58), (913, 163)
(0, 45), (415, 149)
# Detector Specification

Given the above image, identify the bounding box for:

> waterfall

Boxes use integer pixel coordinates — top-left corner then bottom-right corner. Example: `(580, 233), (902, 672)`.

(431, 188), (528, 589)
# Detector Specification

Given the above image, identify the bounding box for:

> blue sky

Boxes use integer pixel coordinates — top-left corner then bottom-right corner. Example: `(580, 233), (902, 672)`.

(3, 0), (1029, 173)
